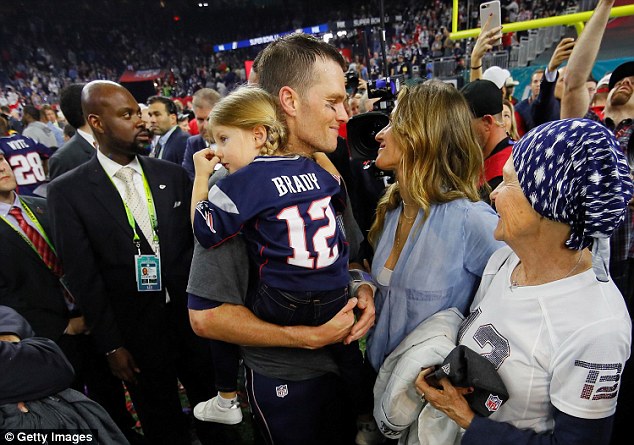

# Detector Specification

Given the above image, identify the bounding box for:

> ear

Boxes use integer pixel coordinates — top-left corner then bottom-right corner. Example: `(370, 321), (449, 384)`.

(481, 115), (495, 130)
(169, 113), (177, 126)
(278, 86), (299, 117)
(87, 114), (104, 135)
(252, 124), (267, 149)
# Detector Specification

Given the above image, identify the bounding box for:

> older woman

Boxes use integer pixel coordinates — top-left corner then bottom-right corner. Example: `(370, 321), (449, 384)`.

(366, 80), (504, 372)
(416, 118), (633, 444)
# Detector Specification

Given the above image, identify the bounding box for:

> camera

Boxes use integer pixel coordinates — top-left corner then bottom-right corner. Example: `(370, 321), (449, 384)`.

(346, 70), (360, 96)
(347, 75), (404, 161)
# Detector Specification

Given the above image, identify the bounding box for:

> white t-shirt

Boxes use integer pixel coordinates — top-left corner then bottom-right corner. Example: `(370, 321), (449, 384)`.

(458, 249), (631, 433)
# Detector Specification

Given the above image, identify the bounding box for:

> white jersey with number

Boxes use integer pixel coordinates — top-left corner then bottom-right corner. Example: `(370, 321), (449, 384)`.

(458, 248), (631, 433)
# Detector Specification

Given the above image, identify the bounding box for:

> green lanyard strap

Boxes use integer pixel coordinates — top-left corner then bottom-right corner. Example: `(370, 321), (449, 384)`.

(0, 198), (58, 259)
(107, 165), (159, 249)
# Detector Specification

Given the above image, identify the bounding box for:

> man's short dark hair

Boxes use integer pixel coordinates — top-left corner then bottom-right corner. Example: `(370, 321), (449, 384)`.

(63, 123), (76, 139)
(60, 83), (86, 129)
(147, 96), (178, 116)
(257, 33), (346, 97)
(22, 105), (41, 121)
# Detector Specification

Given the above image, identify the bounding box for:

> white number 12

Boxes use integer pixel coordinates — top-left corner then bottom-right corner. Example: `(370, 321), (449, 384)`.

(277, 196), (339, 269)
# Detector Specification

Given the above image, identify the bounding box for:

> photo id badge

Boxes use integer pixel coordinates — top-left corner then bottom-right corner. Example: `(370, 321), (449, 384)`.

(135, 254), (162, 292)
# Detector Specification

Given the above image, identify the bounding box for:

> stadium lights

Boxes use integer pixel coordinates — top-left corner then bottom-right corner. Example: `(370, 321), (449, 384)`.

(323, 32), (334, 43)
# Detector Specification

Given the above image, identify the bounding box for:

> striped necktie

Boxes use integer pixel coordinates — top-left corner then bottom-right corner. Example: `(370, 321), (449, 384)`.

(9, 206), (63, 277)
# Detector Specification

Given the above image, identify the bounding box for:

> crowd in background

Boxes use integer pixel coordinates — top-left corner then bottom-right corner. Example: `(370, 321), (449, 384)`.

(1, 0), (582, 114)
(1, 0), (632, 444)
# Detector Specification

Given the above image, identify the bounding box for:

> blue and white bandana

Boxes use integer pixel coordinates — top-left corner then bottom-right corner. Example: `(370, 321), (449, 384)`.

(513, 118), (634, 281)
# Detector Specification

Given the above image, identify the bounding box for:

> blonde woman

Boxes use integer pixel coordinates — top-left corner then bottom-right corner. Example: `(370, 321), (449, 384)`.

(190, 85), (365, 427)
(366, 80), (503, 373)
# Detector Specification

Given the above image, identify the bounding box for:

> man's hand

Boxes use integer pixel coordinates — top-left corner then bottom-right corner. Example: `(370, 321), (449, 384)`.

(106, 347), (140, 384)
(345, 284), (376, 344)
(0, 334), (20, 342)
(548, 38), (575, 73)
(304, 297), (357, 349)
(64, 316), (89, 335)
(16, 402), (29, 413)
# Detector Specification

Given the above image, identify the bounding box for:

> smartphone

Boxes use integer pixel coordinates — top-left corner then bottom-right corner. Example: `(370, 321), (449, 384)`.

(480, 0), (502, 47)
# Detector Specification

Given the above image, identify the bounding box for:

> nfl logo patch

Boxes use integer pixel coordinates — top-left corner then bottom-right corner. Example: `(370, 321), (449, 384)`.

(485, 394), (503, 412)
(276, 384), (288, 398)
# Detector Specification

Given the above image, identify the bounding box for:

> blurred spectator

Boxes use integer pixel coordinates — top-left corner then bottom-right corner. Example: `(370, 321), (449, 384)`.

(21, 106), (58, 149)
(62, 123), (75, 142)
(40, 104), (65, 147)
(502, 99), (520, 140)
(48, 83), (96, 181)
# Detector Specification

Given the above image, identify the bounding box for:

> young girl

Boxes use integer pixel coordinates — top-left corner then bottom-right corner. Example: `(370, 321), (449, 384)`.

(190, 85), (365, 426)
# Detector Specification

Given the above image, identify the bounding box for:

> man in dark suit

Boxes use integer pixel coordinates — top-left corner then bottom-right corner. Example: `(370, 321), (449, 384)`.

(181, 88), (221, 180)
(48, 81), (214, 445)
(48, 83), (96, 180)
(0, 147), (74, 340)
(147, 95), (189, 166)
(1, 146), (142, 442)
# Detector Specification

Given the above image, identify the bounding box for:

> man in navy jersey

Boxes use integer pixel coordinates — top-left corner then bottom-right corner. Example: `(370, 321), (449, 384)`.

(188, 34), (375, 445)
(0, 116), (51, 196)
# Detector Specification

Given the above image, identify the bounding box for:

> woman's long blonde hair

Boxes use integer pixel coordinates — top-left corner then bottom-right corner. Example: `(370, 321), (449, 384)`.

(207, 85), (288, 156)
(368, 80), (484, 247)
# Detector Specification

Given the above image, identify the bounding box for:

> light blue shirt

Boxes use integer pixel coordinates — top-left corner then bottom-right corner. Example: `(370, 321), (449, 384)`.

(47, 122), (65, 147)
(366, 199), (504, 370)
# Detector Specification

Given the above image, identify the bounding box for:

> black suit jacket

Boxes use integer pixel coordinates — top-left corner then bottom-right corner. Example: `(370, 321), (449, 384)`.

(181, 134), (207, 181)
(48, 133), (95, 180)
(161, 127), (189, 166)
(48, 156), (193, 368)
(0, 196), (70, 340)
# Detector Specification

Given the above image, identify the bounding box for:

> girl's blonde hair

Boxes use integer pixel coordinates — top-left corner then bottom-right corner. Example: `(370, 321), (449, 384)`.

(208, 85), (287, 156)
(368, 80), (484, 247)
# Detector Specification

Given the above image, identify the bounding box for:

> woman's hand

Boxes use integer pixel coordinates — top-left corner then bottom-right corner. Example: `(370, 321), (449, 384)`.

(415, 367), (476, 430)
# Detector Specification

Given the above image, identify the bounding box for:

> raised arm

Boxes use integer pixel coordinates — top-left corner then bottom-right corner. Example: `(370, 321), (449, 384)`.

(469, 15), (503, 82)
(191, 146), (219, 222)
(561, 0), (615, 118)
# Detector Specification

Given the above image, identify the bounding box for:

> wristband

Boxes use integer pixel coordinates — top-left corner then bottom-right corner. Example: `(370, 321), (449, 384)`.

(470, 65), (482, 70)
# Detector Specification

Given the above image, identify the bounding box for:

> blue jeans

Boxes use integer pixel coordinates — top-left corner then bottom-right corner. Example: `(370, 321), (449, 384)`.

(251, 283), (366, 415)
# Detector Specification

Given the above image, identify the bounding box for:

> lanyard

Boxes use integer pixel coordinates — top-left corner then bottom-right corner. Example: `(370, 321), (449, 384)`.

(108, 166), (159, 251)
(0, 198), (58, 259)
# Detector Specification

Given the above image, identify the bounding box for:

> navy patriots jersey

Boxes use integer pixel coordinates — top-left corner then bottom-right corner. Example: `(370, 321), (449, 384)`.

(194, 156), (349, 291)
(0, 134), (52, 196)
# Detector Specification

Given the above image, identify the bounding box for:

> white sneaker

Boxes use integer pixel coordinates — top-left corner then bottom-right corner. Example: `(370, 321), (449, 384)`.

(355, 419), (386, 445)
(193, 396), (243, 425)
